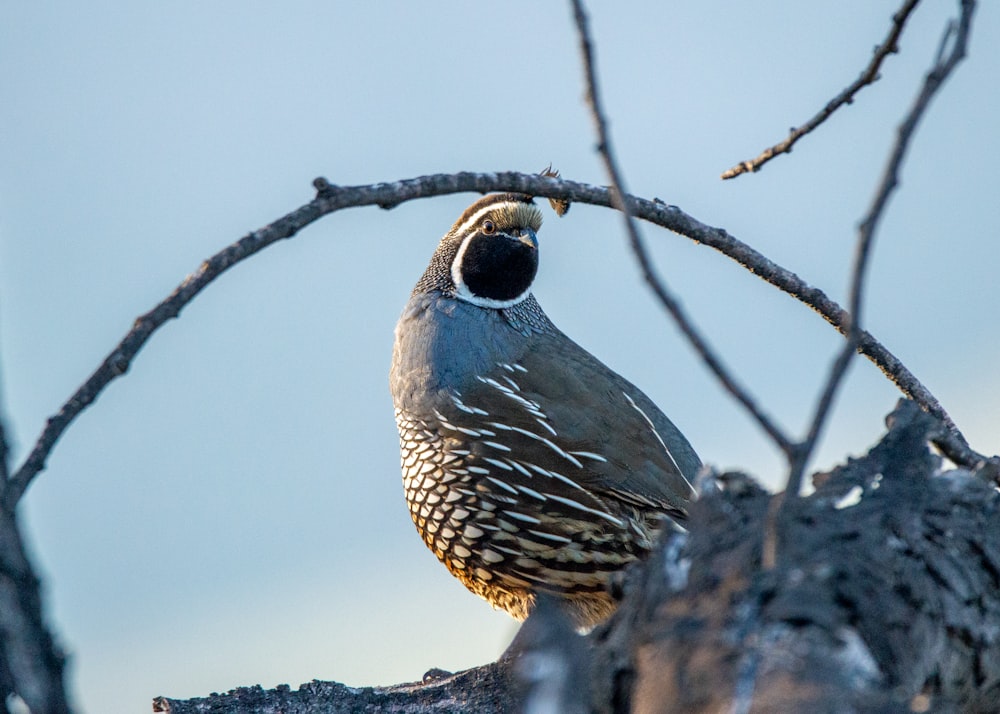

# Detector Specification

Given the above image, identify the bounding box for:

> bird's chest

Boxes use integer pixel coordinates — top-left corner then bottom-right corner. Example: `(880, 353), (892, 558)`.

(390, 296), (530, 409)
(391, 300), (520, 551)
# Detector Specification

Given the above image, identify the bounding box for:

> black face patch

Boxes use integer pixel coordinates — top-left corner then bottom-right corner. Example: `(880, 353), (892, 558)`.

(459, 232), (538, 301)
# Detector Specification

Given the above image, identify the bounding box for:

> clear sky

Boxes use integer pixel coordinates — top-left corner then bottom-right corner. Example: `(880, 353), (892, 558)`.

(1, 2), (998, 712)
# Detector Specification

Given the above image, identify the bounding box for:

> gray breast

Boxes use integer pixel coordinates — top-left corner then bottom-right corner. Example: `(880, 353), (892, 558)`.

(391, 292), (536, 411)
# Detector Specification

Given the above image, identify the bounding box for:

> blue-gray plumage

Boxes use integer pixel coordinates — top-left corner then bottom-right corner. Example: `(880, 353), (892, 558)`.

(390, 193), (700, 628)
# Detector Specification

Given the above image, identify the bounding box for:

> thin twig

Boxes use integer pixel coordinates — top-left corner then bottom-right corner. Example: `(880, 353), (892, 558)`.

(6, 172), (984, 508)
(569, 0), (796, 458)
(722, 0), (922, 180)
(785, 0), (977, 499)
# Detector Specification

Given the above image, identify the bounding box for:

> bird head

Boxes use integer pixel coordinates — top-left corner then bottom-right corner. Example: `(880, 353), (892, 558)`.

(415, 194), (544, 309)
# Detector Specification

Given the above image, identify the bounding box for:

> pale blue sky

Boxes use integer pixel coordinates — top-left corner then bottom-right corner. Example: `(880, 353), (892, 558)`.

(1, 2), (998, 712)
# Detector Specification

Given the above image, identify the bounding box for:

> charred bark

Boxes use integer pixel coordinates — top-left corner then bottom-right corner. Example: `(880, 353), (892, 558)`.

(155, 401), (1000, 713)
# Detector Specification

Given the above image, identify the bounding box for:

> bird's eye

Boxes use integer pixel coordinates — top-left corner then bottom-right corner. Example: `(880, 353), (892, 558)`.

(481, 220), (496, 235)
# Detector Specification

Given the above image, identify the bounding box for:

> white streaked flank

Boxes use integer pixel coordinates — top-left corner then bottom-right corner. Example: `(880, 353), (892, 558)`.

(477, 373), (548, 420)
(482, 457), (513, 470)
(516, 485), (547, 501)
(507, 459), (532, 477)
(479, 376), (515, 395)
(502, 510), (542, 525)
(494, 424), (583, 468)
(535, 418), (558, 437)
(527, 530), (573, 545)
(486, 476), (519, 495)
(519, 461), (588, 493)
(545, 493), (624, 527)
(570, 450), (608, 463)
(450, 392), (489, 416)
(621, 392), (693, 491)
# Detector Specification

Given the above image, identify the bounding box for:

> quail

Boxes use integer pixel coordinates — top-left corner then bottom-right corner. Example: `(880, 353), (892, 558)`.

(390, 193), (700, 629)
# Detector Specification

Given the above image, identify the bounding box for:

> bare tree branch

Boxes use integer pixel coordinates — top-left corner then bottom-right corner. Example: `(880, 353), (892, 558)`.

(0, 414), (9, 490)
(0, 7), (988, 712)
(786, 0), (978, 500)
(759, 0), (982, 570)
(0, 506), (72, 714)
(6, 169), (988, 508)
(0, 363), (73, 712)
(158, 403), (1000, 711)
(568, 0), (795, 457)
(721, 0), (922, 180)
(0, 412), (13, 709)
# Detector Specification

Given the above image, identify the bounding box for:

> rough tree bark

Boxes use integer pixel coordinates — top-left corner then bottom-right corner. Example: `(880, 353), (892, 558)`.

(152, 400), (1000, 713)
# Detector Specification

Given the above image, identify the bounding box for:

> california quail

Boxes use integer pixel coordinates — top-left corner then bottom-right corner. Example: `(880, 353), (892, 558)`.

(390, 193), (700, 628)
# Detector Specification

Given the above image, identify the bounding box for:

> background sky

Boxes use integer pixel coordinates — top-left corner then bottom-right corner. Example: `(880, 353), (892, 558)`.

(1, 2), (998, 712)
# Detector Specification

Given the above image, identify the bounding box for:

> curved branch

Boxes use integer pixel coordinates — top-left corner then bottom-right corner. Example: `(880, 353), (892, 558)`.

(5, 172), (983, 508)
(721, 0), (922, 180)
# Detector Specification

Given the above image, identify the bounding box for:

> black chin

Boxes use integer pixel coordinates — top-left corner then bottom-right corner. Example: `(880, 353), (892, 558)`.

(459, 234), (538, 302)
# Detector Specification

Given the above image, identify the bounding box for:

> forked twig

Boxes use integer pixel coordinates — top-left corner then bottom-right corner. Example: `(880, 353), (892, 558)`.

(569, 0), (796, 457)
(722, 0), (922, 180)
(784, 0), (977, 500)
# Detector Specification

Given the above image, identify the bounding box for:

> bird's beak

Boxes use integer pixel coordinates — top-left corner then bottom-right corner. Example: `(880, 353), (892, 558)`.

(517, 228), (539, 249)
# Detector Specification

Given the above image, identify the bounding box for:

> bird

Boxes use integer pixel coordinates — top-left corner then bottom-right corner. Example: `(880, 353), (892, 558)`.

(389, 192), (700, 629)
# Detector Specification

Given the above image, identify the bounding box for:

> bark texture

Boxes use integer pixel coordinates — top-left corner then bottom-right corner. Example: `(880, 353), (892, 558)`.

(154, 401), (1000, 713)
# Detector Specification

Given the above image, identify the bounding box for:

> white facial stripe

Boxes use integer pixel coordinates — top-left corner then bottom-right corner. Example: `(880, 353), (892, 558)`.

(451, 200), (527, 239)
(450, 229), (533, 309)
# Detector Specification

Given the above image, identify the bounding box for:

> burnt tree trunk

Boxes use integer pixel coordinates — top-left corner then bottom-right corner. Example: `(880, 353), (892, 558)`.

(154, 401), (1000, 713)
